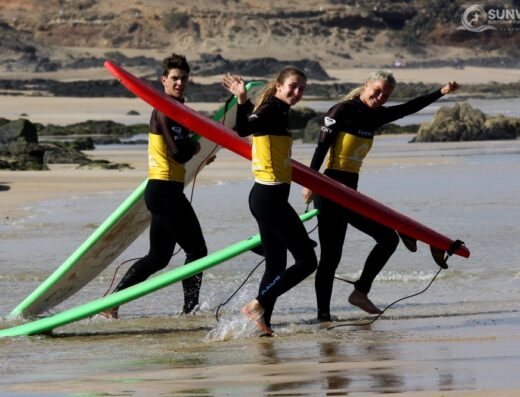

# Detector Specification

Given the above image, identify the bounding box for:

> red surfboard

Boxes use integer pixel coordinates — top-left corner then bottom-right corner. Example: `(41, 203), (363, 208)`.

(104, 61), (470, 265)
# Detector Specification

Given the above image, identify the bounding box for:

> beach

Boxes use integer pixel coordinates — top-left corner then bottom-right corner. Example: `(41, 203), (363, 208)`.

(1, 69), (520, 395)
(2, 131), (520, 395)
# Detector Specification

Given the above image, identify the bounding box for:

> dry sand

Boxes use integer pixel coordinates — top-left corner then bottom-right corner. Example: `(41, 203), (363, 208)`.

(327, 66), (520, 84)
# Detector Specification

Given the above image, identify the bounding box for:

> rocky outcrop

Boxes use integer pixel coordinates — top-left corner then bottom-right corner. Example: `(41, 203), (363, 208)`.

(413, 102), (520, 142)
(192, 54), (330, 80)
(38, 120), (147, 137)
(302, 115), (324, 143)
(0, 118), (38, 145)
(0, 118), (130, 170)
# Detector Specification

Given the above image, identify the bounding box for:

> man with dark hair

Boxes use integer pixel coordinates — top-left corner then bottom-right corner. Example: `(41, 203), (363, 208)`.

(102, 54), (208, 318)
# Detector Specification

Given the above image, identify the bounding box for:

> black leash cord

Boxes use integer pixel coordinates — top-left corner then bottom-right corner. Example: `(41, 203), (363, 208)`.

(328, 265), (443, 330)
(215, 206), (318, 322)
(327, 240), (464, 329)
(215, 258), (265, 322)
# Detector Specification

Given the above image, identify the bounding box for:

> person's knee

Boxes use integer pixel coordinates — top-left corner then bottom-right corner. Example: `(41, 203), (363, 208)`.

(185, 244), (208, 263)
(316, 259), (338, 279)
(379, 230), (399, 250)
(146, 253), (171, 272)
(303, 253), (318, 275)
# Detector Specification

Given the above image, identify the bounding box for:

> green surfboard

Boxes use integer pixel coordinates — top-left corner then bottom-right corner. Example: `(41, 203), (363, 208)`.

(0, 210), (317, 338)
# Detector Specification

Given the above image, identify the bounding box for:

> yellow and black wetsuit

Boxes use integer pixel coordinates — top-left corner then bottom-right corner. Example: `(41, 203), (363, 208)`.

(113, 105), (207, 314)
(310, 89), (444, 320)
(235, 95), (317, 327)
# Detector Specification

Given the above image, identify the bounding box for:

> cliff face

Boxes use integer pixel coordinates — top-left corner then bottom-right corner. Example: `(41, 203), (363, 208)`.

(1, 0), (518, 71)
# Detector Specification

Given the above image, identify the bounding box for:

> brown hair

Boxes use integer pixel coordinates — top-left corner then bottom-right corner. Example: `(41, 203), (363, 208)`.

(343, 70), (397, 102)
(161, 53), (190, 77)
(254, 66), (307, 112)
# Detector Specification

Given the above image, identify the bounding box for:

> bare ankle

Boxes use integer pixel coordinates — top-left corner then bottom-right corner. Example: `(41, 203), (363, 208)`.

(348, 290), (382, 315)
(241, 300), (272, 335)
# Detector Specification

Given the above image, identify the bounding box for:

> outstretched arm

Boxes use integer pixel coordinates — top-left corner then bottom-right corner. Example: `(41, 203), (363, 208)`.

(378, 81), (460, 126)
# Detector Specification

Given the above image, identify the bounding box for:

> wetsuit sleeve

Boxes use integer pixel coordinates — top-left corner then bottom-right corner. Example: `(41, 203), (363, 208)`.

(309, 103), (345, 171)
(171, 137), (197, 164)
(377, 89), (444, 126)
(234, 99), (275, 137)
(154, 111), (196, 164)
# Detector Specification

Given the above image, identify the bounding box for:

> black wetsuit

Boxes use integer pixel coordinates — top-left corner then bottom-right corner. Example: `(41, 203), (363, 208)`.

(236, 96), (317, 327)
(113, 105), (207, 314)
(310, 89), (444, 320)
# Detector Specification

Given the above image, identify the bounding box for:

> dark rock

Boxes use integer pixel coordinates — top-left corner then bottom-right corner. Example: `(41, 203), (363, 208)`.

(38, 142), (90, 164)
(302, 115), (324, 143)
(191, 54), (330, 80)
(38, 120), (147, 137)
(69, 137), (95, 151)
(413, 102), (520, 142)
(0, 118), (38, 145)
(289, 107), (318, 130)
(0, 141), (46, 170)
(77, 159), (132, 170)
(378, 123), (419, 135)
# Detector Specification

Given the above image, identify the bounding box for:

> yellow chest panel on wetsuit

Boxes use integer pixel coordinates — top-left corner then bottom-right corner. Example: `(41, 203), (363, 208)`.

(252, 135), (292, 184)
(148, 132), (185, 182)
(326, 130), (373, 173)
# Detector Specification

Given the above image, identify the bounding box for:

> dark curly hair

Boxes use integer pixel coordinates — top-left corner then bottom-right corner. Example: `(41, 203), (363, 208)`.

(161, 54), (190, 77)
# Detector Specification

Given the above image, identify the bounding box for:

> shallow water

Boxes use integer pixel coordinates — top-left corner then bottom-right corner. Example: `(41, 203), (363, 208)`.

(1, 137), (520, 395)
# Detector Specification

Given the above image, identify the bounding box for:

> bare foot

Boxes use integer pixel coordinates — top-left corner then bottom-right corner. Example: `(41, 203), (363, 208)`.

(241, 299), (273, 335)
(99, 307), (119, 319)
(348, 290), (382, 315)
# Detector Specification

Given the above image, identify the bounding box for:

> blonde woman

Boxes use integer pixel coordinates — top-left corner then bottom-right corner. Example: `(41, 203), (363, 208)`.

(303, 70), (459, 320)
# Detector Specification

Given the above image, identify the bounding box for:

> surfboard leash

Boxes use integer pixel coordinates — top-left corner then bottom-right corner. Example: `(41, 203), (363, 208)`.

(215, 207), (319, 322)
(215, 258), (266, 322)
(102, 257), (142, 297)
(327, 239), (465, 330)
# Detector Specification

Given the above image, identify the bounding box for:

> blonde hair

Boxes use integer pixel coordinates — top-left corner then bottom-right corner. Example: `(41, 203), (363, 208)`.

(343, 70), (397, 102)
(253, 66), (307, 112)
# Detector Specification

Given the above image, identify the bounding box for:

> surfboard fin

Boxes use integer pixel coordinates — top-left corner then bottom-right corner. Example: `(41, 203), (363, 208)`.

(398, 233), (417, 252)
(430, 239), (465, 269)
(430, 246), (449, 269)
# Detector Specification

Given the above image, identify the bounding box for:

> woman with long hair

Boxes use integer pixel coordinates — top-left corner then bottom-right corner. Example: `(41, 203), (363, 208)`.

(222, 67), (318, 335)
(303, 70), (459, 320)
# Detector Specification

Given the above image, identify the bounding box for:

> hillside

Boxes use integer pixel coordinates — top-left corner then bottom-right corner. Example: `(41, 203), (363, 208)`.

(1, 0), (519, 75)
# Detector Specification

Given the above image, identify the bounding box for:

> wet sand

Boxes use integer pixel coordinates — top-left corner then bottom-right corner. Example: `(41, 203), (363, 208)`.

(2, 310), (520, 396)
(2, 138), (520, 396)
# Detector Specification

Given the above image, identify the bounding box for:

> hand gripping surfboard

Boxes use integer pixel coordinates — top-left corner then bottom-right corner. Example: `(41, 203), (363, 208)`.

(104, 61), (470, 266)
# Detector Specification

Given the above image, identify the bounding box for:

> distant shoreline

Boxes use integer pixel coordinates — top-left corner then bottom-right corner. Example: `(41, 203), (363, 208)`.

(1, 66), (519, 84)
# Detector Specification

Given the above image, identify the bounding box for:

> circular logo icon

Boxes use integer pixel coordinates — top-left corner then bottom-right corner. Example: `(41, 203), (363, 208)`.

(459, 5), (496, 32)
